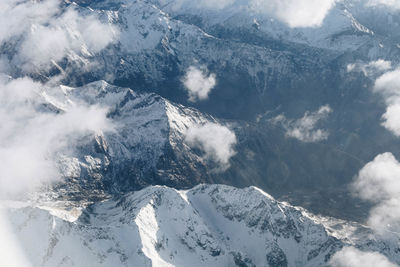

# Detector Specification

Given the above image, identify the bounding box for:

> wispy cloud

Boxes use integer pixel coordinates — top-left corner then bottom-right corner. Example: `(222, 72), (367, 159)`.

(347, 60), (393, 77)
(271, 105), (332, 142)
(185, 122), (237, 171)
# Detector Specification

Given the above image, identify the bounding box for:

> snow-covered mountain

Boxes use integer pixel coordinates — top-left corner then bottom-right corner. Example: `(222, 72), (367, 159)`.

(12, 78), (396, 266)
(35, 80), (225, 202)
(58, 0), (400, 223)
(5, 0), (400, 121)
(15, 0), (391, 120)
(30, 80), (366, 222)
(42, 1), (400, 174)
(5, 184), (399, 267)
(68, 0), (400, 88)
(3, 1), (400, 266)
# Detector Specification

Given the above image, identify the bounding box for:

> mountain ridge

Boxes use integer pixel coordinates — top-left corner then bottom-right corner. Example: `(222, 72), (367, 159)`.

(6, 183), (399, 267)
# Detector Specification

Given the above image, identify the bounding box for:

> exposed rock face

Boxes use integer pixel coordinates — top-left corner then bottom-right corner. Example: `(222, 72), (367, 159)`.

(2, 2), (400, 266)
(33, 80), (365, 221)
(6, 184), (399, 267)
(39, 80), (219, 200)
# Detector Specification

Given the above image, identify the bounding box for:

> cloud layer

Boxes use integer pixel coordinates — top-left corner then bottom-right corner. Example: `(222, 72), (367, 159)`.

(0, 0), (117, 197)
(185, 122), (237, 170)
(0, 0), (117, 73)
(0, 2), (118, 264)
(0, 76), (113, 196)
(271, 105), (332, 142)
(183, 66), (216, 102)
(330, 247), (396, 267)
(0, 209), (32, 267)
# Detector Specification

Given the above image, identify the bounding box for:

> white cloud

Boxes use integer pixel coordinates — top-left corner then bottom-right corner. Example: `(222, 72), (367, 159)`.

(0, 76), (113, 267)
(185, 122), (237, 170)
(347, 60), (393, 77)
(271, 105), (332, 142)
(0, 0), (116, 194)
(250, 0), (337, 28)
(352, 152), (400, 234)
(0, 1), (117, 264)
(0, 0), (59, 43)
(373, 68), (400, 136)
(183, 66), (216, 102)
(0, 76), (113, 196)
(0, 0), (118, 73)
(330, 247), (396, 267)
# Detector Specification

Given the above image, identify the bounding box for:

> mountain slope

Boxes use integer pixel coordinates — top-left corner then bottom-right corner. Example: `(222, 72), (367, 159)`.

(33, 80), (367, 221)
(6, 2), (399, 207)
(3, 1), (400, 267)
(6, 184), (399, 267)
(39, 80), (222, 202)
